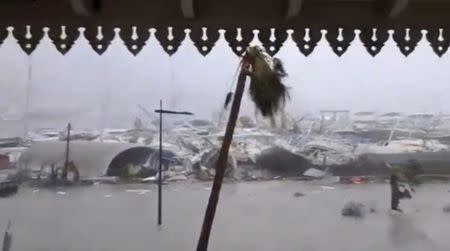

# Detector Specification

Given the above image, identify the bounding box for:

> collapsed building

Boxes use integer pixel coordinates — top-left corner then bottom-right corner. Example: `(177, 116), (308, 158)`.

(2, 110), (450, 182)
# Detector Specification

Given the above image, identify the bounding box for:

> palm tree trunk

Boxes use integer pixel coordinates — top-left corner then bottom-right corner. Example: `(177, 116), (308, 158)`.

(196, 69), (248, 251)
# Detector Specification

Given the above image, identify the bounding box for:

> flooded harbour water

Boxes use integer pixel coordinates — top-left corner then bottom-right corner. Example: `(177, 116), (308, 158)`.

(1, 181), (450, 251)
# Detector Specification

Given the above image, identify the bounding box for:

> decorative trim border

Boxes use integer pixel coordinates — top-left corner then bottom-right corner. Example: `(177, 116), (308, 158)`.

(1, 26), (448, 57)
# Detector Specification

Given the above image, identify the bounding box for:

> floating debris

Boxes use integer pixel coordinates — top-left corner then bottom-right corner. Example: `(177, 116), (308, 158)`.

(321, 186), (335, 190)
(141, 175), (158, 182)
(167, 175), (188, 181)
(104, 194), (112, 198)
(368, 202), (377, 213)
(303, 168), (327, 178)
(125, 189), (150, 194)
(443, 204), (450, 213)
(87, 177), (119, 184)
(56, 191), (66, 195)
(350, 177), (364, 184)
(314, 176), (340, 185)
(342, 201), (365, 218)
(293, 192), (304, 197)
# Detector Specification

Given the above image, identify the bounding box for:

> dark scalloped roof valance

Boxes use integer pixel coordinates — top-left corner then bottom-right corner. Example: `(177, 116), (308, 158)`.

(1, 26), (449, 57)
(1, 0), (450, 57)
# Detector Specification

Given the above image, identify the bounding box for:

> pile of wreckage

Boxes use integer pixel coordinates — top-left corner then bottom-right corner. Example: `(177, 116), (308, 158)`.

(0, 149), (20, 196)
(1, 110), (450, 186)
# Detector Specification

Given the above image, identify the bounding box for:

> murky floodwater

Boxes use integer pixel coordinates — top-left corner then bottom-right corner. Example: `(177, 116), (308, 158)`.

(1, 181), (450, 251)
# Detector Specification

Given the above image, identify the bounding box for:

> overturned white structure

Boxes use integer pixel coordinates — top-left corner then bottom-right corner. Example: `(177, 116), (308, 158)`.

(18, 141), (154, 178)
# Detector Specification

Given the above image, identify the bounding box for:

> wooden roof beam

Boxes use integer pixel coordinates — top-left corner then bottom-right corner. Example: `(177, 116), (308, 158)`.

(389, 0), (409, 17)
(376, 0), (410, 18)
(69, 0), (102, 16)
(286, 0), (303, 19)
(181, 0), (196, 19)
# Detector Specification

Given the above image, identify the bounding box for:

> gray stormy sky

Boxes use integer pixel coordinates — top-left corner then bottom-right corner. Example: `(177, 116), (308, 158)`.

(0, 28), (450, 133)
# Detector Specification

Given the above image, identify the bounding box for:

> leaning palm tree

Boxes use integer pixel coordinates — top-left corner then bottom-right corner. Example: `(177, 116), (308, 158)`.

(196, 45), (289, 251)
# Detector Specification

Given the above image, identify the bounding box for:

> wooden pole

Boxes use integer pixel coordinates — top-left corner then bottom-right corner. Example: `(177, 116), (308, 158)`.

(196, 69), (247, 251)
(2, 220), (12, 251)
(63, 122), (71, 180)
(23, 55), (33, 138)
(158, 100), (163, 225)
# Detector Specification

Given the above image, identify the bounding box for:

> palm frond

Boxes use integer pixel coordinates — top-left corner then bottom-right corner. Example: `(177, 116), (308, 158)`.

(243, 46), (290, 118)
(272, 58), (287, 78)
